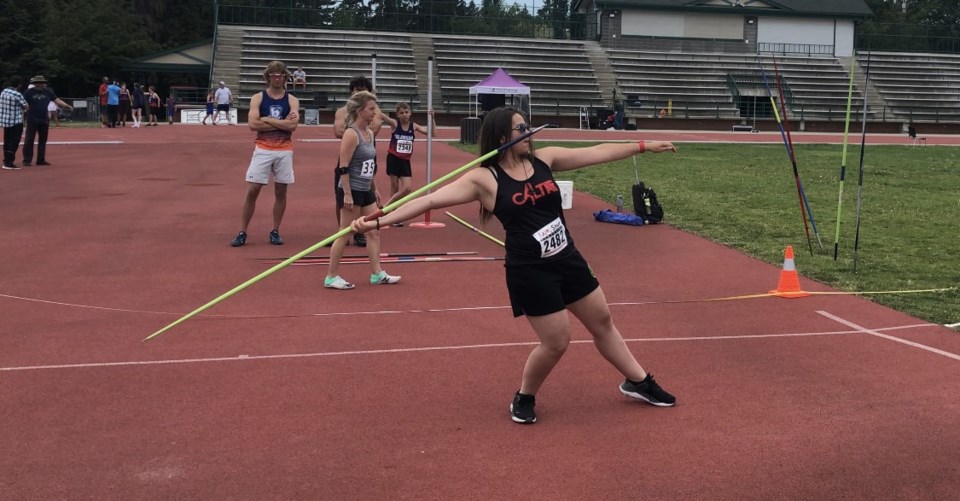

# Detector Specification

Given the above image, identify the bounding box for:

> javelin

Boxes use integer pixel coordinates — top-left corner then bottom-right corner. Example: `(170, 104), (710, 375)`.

(853, 51), (872, 271)
(445, 211), (505, 247)
(259, 251), (479, 263)
(757, 56), (815, 255)
(144, 124), (553, 341)
(833, 53), (857, 260)
(286, 255), (504, 266)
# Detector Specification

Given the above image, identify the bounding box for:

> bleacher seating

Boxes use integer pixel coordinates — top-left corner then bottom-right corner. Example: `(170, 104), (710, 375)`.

(237, 27), (419, 109)
(215, 26), (960, 126)
(607, 50), (869, 120)
(858, 51), (960, 123)
(432, 36), (602, 117)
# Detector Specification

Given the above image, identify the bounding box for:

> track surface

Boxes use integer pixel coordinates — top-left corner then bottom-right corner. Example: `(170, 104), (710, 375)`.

(1, 124), (958, 499)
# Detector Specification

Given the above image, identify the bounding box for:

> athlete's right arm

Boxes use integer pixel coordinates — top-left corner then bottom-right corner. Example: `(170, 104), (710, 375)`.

(247, 93), (274, 132)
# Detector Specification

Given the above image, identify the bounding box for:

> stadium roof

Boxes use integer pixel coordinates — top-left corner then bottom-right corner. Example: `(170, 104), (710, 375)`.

(122, 40), (212, 74)
(574, 0), (873, 19)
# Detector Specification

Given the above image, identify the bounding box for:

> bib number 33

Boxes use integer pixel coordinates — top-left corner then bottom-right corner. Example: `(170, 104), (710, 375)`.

(533, 217), (568, 258)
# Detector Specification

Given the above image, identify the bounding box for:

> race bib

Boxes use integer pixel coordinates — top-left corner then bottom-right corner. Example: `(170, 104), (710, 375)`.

(396, 139), (413, 154)
(360, 159), (375, 178)
(532, 217), (568, 258)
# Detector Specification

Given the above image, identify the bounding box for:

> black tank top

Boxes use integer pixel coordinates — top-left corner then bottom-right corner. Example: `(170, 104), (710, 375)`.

(490, 157), (576, 264)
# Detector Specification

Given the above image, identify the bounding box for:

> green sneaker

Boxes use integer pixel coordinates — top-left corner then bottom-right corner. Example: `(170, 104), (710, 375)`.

(370, 270), (401, 285)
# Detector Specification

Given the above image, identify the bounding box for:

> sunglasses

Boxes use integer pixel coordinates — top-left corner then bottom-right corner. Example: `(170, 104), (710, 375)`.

(512, 124), (531, 133)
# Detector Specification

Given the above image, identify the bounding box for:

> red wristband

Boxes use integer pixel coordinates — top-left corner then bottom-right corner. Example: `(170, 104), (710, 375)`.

(637, 140), (646, 154)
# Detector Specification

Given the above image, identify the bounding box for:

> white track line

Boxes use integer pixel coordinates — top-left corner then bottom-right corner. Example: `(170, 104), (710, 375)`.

(47, 141), (123, 145)
(0, 323), (937, 373)
(945, 322), (960, 328)
(818, 311), (960, 362)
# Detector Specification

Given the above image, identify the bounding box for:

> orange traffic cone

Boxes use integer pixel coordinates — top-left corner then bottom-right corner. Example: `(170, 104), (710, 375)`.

(770, 245), (810, 298)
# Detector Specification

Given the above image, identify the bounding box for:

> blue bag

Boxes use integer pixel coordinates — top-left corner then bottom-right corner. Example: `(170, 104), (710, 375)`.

(593, 209), (645, 226)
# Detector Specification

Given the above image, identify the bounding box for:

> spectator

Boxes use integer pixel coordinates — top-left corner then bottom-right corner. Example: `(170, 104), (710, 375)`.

(333, 75), (382, 247)
(131, 83), (144, 128)
(201, 89), (214, 125)
(118, 82), (130, 127)
(229, 61), (300, 248)
(106, 80), (121, 127)
(98, 76), (109, 128)
(166, 93), (176, 125)
(658, 108), (668, 119)
(379, 102), (434, 213)
(292, 66), (307, 90)
(47, 99), (60, 127)
(324, 90), (399, 289)
(213, 81), (233, 125)
(21, 75), (73, 167)
(1, 75), (29, 169)
(147, 85), (160, 126)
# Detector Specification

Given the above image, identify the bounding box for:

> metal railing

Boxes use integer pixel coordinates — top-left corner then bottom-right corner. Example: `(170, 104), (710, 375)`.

(758, 43), (835, 56)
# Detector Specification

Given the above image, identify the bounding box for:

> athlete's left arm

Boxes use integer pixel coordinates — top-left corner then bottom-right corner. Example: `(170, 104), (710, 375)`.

(539, 141), (676, 172)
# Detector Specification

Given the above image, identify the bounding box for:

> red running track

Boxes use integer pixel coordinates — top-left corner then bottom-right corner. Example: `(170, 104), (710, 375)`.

(1, 124), (958, 499)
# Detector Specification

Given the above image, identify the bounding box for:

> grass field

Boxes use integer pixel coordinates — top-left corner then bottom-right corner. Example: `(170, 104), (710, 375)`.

(454, 141), (960, 327)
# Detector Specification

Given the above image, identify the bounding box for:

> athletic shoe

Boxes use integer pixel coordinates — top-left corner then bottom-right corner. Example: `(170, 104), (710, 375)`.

(36, 161), (51, 166)
(324, 276), (355, 290)
(269, 229), (284, 245)
(353, 233), (367, 247)
(22, 162), (31, 167)
(619, 374), (676, 407)
(2, 163), (19, 170)
(230, 231), (247, 247)
(370, 270), (400, 285)
(510, 391), (536, 424)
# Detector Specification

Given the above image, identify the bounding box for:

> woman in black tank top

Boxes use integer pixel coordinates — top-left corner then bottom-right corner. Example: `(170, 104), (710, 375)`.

(351, 107), (680, 424)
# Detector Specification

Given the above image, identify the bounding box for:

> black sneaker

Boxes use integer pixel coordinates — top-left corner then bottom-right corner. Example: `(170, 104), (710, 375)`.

(620, 374), (676, 407)
(22, 162), (32, 167)
(230, 231), (247, 247)
(36, 161), (51, 166)
(510, 391), (537, 424)
(353, 233), (367, 247)
(269, 229), (283, 245)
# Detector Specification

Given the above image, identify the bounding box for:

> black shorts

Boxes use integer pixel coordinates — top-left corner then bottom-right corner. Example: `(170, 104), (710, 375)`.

(386, 154), (412, 177)
(217, 104), (230, 112)
(505, 250), (600, 317)
(336, 187), (377, 209)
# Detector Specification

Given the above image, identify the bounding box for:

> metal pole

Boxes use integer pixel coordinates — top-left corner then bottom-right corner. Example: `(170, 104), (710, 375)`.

(371, 53), (377, 91)
(410, 56), (444, 228)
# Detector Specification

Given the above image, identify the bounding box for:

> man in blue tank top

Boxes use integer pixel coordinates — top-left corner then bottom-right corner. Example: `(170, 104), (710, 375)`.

(230, 61), (300, 247)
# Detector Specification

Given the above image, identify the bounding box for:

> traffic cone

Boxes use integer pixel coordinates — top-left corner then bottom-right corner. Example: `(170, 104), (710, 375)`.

(770, 245), (810, 298)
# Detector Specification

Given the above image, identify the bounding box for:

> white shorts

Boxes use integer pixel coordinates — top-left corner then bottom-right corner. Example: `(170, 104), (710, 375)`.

(245, 148), (294, 185)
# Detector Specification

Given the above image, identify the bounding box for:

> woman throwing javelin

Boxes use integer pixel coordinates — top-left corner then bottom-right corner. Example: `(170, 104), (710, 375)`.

(351, 107), (678, 424)
(325, 91), (401, 290)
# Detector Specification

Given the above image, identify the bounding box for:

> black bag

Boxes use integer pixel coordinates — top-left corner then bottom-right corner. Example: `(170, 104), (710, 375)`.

(630, 156), (663, 223)
(632, 182), (664, 223)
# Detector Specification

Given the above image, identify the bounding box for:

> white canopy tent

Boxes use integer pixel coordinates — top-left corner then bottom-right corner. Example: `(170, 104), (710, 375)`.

(469, 68), (532, 120)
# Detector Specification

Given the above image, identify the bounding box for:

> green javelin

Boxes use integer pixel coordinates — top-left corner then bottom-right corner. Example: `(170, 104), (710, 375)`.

(834, 53), (857, 260)
(144, 124), (551, 341)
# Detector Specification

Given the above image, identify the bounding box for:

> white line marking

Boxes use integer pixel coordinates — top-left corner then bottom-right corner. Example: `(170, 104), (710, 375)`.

(47, 141), (124, 145)
(0, 323), (938, 373)
(818, 311), (960, 362)
(945, 322), (960, 328)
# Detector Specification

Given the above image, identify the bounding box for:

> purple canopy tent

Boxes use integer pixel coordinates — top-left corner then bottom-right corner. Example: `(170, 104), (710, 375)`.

(469, 68), (532, 121)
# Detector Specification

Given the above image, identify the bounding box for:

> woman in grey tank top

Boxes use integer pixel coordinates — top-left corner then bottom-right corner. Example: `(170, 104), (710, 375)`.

(324, 91), (401, 290)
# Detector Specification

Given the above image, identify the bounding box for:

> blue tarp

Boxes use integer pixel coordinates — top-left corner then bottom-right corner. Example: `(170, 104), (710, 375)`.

(593, 209), (645, 226)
